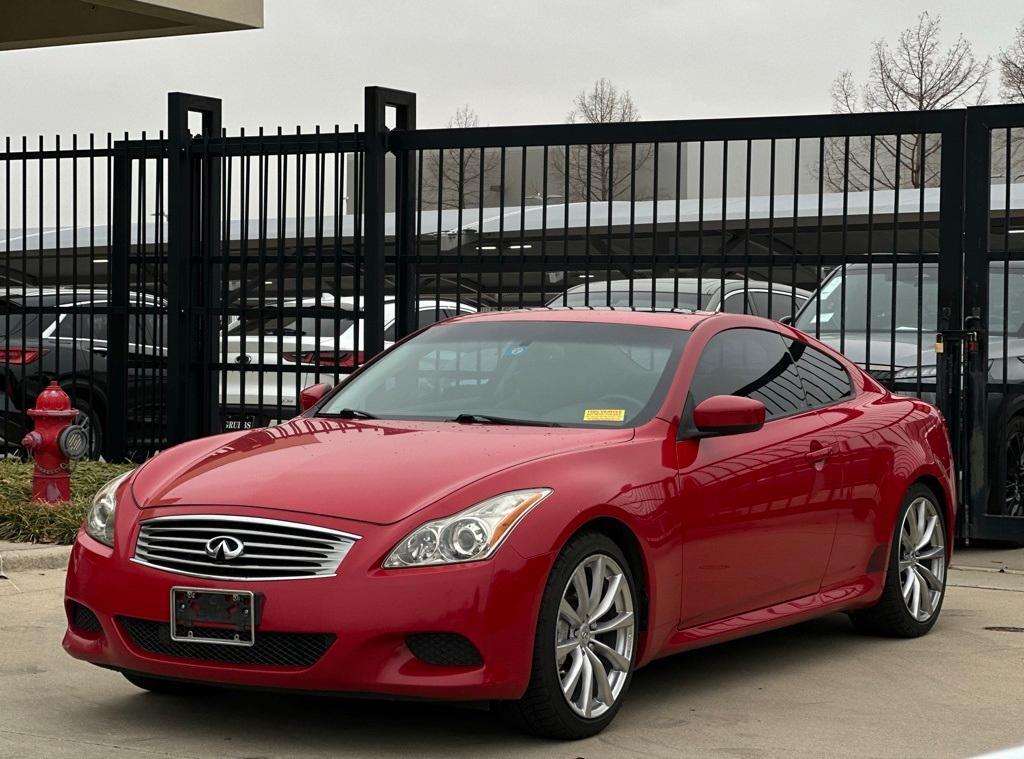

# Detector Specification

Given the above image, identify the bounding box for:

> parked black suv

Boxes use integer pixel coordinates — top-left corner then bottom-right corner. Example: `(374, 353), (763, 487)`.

(1, 289), (166, 458)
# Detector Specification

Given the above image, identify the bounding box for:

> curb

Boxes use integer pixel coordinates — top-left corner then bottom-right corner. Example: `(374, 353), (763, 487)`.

(0, 543), (71, 576)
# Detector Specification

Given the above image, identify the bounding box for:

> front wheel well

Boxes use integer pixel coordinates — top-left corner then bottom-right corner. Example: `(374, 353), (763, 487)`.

(568, 517), (649, 633)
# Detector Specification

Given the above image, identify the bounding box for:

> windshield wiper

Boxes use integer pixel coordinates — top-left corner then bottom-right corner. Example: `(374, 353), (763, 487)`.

(450, 413), (561, 427)
(318, 408), (378, 419)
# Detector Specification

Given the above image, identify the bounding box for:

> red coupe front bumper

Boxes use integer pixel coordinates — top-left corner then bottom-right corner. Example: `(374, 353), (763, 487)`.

(63, 512), (553, 702)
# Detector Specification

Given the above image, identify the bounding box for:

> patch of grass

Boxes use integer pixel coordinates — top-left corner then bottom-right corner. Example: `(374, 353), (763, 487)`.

(0, 458), (134, 545)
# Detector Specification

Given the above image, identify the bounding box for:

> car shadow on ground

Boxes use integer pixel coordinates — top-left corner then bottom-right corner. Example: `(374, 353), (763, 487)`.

(71, 613), (867, 753)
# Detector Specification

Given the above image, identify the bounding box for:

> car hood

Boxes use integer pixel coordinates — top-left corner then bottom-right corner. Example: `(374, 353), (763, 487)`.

(813, 331), (1024, 371)
(132, 418), (633, 525)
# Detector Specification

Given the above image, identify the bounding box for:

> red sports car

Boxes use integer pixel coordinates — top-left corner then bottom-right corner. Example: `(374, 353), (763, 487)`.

(64, 309), (955, 739)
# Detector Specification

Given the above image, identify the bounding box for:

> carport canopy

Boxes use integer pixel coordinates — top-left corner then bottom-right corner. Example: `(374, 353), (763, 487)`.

(0, 0), (262, 50)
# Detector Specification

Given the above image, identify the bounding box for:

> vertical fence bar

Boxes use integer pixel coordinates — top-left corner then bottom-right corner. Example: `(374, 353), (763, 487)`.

(107, 144), (130, 461)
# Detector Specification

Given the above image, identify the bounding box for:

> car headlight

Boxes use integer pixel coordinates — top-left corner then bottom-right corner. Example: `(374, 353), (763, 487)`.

(85, 470), (134, 547)
(383, 488), (552, 568)
(894, 364), (937, 380)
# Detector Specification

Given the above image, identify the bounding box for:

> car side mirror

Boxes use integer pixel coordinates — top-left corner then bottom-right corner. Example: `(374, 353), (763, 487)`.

(692, 395), (766, 436)
(778, 315), (793, 325)
(299, 383), (331, 412)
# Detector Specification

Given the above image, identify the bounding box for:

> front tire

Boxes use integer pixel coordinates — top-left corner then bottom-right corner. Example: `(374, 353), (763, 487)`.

(850, 483), (947, 637)
(498, 533), (638, 739)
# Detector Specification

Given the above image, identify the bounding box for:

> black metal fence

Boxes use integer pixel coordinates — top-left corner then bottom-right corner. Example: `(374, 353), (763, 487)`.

(2, 89), (1023, 540)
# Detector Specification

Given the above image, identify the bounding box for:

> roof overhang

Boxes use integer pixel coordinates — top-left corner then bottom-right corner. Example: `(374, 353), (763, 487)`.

(0, 0), (263, 51)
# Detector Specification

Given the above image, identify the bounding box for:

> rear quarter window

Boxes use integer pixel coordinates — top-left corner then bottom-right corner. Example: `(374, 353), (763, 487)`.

(787, 340), (853, 407)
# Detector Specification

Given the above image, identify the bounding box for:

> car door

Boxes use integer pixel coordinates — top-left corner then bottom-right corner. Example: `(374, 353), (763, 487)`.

(786, 338), (883, 590)
(678, 327), (841, 627)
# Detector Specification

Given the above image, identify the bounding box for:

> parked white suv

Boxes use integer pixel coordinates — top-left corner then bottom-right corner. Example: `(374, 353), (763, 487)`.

(220, 295), (476, 428)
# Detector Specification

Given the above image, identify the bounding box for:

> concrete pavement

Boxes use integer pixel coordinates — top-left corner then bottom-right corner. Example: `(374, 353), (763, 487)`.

(0, 541), (70, 576)
(1, 550), (1022, 759)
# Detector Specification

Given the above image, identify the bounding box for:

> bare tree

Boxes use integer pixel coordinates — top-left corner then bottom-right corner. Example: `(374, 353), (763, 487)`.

(556, 78), (652, 201)
(422, 105), (498, 209)
(999, 19), (1024, 102)
(994, 21), (1024, 183)
(825, 12), (991, 191)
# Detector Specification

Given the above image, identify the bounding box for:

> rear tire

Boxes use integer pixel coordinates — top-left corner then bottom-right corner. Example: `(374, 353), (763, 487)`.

(497, 533), (637, 740)
(991, 413), (1024, 518)
(849, 483), (947, 638)
(122, 672), (212, 696)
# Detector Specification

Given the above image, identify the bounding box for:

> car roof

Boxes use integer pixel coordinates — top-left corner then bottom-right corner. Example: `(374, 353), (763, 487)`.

(1, 287), (162, 306)
(443, 306), (717, 331)
(565, 278), (739, 295)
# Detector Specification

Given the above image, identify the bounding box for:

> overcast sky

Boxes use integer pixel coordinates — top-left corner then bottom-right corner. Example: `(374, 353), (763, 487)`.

(0, 0), (1021, 140)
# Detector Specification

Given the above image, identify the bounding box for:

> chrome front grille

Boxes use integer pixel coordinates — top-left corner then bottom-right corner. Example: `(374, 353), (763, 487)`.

(133, 515), (360, 581)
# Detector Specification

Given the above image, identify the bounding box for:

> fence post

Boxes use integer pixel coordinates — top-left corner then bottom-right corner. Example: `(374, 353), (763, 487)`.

(106, 144), (130, 461)
(393, 95), (418, 339)
(364, 87), (417, 354)
(166, 92), (222, 447)
(935, 112), (967, 533)
(961, 107), (994, 538)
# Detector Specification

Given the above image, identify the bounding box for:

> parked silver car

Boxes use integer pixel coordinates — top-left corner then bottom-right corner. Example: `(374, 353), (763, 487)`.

(546, 277), (810, 320)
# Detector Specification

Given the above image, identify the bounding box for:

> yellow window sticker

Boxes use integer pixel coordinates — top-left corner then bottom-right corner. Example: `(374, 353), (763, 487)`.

(583, 409), (626, 422)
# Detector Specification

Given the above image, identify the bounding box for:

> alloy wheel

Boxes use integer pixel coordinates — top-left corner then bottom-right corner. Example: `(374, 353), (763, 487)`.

(555, 553), (635, 719)
(1006, 430), (1024, 517)
(898, 497), (946, 622)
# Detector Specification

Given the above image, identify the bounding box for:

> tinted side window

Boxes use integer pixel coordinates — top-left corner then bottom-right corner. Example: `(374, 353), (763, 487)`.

(748, 291), (799, 320)
(384, 309), (446, 342)
(129, 313), (157, 345)
(769, 292), (798, 321)
(720, 291), (752, 314)
(748, 291), (770, 317)
(418, 308), (444, 328)
(788, 341), (853, 407)
(690, 328), (805, 419)
(58, 313), (108, 341)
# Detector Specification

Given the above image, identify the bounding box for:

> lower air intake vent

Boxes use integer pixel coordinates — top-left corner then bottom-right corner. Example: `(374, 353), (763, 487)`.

(406, 633), (483, 667)
(118, 617), (334, 668)
(70, 602), (103, 634)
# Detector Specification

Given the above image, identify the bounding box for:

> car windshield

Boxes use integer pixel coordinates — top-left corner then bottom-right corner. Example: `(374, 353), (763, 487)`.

(317, 320), (687, 427)
(557, 289), (701, 310)
(795, 263), (1024, 337)
(794, 265), (940, 334)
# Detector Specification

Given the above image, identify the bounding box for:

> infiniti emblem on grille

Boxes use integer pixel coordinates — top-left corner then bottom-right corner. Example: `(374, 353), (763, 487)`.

(204, 535), (245, 562)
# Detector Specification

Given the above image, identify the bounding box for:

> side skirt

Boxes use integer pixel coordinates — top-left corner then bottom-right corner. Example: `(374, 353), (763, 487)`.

(654, 575), (882, 661)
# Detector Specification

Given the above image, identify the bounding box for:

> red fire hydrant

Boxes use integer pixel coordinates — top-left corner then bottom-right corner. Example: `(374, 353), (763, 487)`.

(21, 382), (90, 503)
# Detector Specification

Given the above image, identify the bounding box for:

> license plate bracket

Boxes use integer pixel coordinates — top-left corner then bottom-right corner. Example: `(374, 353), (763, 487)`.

(170, 587), (259, 647)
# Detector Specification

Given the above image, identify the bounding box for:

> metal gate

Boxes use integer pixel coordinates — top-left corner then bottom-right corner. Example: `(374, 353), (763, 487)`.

(383, 99), (970, 531)
(5, 88), (1024, 542)
(962, 104), (1024, 542)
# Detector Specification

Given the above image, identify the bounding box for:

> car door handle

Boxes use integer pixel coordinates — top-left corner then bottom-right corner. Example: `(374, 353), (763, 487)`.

(806, 443), (833, 461)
